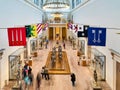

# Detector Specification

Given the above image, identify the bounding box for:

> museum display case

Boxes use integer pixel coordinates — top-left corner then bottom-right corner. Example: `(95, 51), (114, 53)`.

(30, 39), (37, 53)
(80, 40), (85, 54)
(9, 48), (25, 80)
(0, 49), (5, 89)
(30, 38), (38, 57)
(90, 48), (106, 81)
(39, 37), (43, 49)
(77, 40), (85, 56)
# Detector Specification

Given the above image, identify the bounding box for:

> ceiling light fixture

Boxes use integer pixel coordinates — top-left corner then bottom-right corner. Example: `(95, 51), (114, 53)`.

(51, 12), (63, 17)
(43, 0), (70, 10)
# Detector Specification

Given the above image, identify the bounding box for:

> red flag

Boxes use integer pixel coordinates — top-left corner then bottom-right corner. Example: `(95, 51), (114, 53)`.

(37, 23), (43, 34)
(8, 27), (26, 46)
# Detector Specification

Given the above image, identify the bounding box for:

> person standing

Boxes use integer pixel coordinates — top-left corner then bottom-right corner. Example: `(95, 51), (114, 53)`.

(46, 39), (49, 45)
(71, 73), (76, 86)
(77, 57), (81, 65)
(28, 66), (32, 75)
(63, 42), (65, 49)
(23, 62), (29, 78)
(44, 67), (49, 80)
(94, 70), (97, 83)
(41, 67), (45, 79)
(45, 42), (47, 49)
(40, 41), (42, 48)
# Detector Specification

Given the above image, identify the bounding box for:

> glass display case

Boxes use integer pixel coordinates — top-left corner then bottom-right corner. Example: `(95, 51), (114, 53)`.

(30, 38), (37, 54)
(77, 40), (85, 56)
(9, 56), (20, 80)
(9, 48), (25, 80)
(80, 40), (85, 55)
(38, 36), (44, 49)
(90, 48), (106, 81)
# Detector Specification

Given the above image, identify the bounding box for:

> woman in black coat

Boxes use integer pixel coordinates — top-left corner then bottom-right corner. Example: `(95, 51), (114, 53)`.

(71, 73), (76, 86)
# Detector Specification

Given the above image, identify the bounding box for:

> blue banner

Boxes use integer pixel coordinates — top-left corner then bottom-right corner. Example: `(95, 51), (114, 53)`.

(88, 27), (106, 46)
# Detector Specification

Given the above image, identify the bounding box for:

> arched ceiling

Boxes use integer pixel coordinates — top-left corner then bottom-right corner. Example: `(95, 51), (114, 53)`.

(42, 0), (72, 22)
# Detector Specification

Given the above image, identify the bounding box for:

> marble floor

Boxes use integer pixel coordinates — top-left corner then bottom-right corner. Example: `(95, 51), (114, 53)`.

(3, 40), (111, 90)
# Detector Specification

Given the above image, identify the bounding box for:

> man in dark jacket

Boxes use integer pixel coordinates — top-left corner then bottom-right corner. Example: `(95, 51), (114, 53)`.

(44, 67), (49, 80)
(71, 73), (76, 86)
(36, 72), (41, 89)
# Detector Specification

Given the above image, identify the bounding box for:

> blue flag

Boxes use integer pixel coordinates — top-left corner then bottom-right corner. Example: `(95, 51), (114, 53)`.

(88, 27), (106, 46)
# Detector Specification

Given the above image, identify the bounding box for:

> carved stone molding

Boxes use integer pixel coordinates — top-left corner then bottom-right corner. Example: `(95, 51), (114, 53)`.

(109, 49), (120, 61)
(0, 49), (5, 60)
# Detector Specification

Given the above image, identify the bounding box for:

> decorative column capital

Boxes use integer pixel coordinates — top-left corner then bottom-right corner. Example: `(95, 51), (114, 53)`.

(0, 49), (5, 60)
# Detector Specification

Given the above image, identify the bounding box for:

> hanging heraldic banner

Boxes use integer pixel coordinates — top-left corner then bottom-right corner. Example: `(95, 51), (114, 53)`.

(88, 27), (106, 46)
(68, 22), (73, 31)
(31, 24), (37, 37)
(77, 25), (89, 37)
(43, 23), (48, 31)
(25, 25), (37, 37)
(7, 27), (26, 46)
(37, 23), (43, 34)
(25, 25), (31, 37)
(73, 24), (78, 34)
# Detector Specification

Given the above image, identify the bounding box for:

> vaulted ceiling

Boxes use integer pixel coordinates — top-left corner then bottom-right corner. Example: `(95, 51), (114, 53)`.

(42, 0), (72, 22)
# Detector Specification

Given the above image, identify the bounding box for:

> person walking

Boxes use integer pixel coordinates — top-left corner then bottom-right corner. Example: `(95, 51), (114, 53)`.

(71, 73), (76, 86)
(36, 72), (41, 89)
(29, 72), (34, 86)
(24, 72), (30, 90)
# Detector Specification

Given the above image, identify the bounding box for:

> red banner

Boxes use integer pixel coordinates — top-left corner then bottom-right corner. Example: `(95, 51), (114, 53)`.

(8, 27), (26, 46)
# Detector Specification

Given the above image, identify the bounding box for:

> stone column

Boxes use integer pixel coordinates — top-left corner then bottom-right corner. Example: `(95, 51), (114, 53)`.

(27, 38), (30, 58)
(53, 27), (56, 40)
(60, 27), (62, 40)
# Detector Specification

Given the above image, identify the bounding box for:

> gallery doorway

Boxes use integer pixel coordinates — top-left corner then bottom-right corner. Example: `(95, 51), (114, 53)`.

(49, 27), (53, 40)
(62, 27), (67, 40)
(116, 61), (120, 90)
(48, 27), (67, 40)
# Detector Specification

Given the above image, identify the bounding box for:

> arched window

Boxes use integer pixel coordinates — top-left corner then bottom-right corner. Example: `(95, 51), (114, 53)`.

(76, 0), (81, 6)
(72, 0), (75, 9)
(34, 0), (39, 6)
(41, 0), (43, 8)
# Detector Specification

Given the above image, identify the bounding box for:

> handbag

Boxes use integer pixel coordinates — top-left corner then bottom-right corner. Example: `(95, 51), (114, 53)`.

(24, 76), (30, 85)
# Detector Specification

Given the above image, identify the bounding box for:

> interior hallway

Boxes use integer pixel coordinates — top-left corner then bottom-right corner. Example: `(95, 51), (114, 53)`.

(3, 40), (111, 90)
(31, 40), (92, 90)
